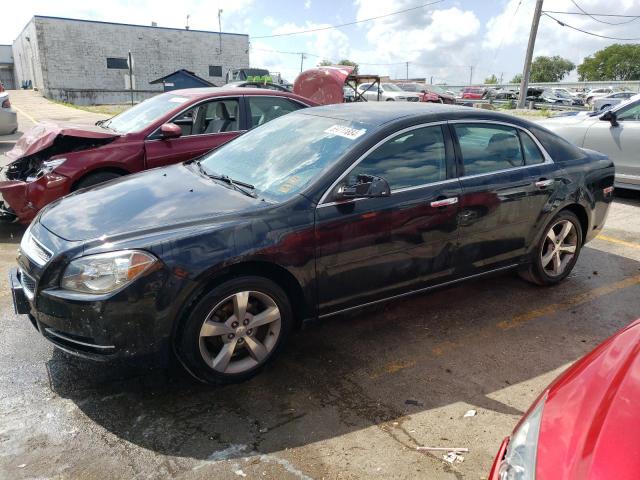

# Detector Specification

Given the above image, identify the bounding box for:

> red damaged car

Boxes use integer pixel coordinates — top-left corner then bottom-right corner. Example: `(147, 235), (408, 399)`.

(489, 318), (640, 480)
(0, 88), (314, 223)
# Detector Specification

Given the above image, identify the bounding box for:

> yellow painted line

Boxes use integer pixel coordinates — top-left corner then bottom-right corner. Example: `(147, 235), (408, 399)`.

(429, 274), (640, 358)
(12, 105), (38, 125)
(596, 234), (640, 250)
(498, 274), (640, 330)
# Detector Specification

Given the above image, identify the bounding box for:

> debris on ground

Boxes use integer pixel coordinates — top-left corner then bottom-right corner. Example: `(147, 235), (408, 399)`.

(405, 399), (424, 407)
(416, 447), (469, 453)
(233, 469), (247, 477)
(442, 451), (465, 464)
(464, 409), (477, 418)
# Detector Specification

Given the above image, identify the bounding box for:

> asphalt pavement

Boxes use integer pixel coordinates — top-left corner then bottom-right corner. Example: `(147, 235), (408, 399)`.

(1, 92), (639, 479)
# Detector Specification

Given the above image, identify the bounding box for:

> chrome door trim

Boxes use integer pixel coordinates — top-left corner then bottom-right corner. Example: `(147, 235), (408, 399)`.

(317, 121), (449, 207)
(318, 264), (519, 318)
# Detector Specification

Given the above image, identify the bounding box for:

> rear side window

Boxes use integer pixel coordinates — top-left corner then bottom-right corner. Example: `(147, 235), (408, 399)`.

(247, 96), (305, 128)
(519, 131), (545, 165)
(530, 126), (586, 161)
(454, 124), (524, 175)
(348, 125), (447, 190)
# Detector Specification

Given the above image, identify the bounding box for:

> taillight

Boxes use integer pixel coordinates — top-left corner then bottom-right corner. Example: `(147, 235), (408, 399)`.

(1, 98), (10, 109)
(603, 186), (614, 196)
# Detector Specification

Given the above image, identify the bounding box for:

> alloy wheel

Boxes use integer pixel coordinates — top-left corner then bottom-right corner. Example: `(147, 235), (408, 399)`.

(541, 219), (578, 277)
(198, 290), (282, 374)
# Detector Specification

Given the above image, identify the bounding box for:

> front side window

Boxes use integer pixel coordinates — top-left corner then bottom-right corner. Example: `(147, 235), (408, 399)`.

(454, 124), (524, 176)
(172, 99), (240, 136)
(616, 101), (640, 121)
(347, 125), (447, 190)
(247, 96), (304, 128)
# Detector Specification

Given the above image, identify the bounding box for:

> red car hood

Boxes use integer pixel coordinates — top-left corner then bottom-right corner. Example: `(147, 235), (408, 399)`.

(5, 122), (119, 161)
(536, 319), (640, 479)
(293, 65), (355, 105)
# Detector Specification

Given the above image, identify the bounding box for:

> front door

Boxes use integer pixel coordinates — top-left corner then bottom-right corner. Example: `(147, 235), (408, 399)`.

(583, 99), (640, 189)
(315, 124), (460, 315)
(452, 122), (539, 271)
(144, 97), (243, 168)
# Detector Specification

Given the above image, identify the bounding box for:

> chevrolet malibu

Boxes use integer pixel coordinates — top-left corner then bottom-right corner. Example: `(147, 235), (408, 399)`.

(10, 103), (614, 384)
(0, 87), (313, 224)
(489, 319), (640, 480)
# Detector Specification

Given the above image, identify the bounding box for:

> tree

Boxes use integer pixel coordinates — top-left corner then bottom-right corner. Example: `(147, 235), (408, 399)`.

(578, 43), (640, 81)
(317, 59), (359, 74)
(510, 73), (522, 84)
(484, 74), (498, 84)
(530, 55), (575, 82)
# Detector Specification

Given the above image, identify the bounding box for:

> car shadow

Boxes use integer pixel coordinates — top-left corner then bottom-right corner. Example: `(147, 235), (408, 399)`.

(45, 246), (640, 461)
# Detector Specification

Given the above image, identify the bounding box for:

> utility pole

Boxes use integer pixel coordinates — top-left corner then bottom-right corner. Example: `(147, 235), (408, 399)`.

(218, 9), (223, 54)
(518, 0), (543, 108)
(430, 76), (433, 85)
(406, 62), (409, 80)
(469, 66), (473, 85)
(300, 53), (306, 72)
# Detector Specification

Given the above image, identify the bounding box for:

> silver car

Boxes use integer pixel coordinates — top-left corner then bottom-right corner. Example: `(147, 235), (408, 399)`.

(0, 92), (18, 135)
(540, 94), (640, 190)
(592, 91), (636, 112)
(356, 83), (421, 102)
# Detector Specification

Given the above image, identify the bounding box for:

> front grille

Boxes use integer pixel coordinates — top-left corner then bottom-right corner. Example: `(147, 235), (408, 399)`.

(21, 230), (53, 266)
(407, 97), (419, 102)
(19, 268), (36, 299)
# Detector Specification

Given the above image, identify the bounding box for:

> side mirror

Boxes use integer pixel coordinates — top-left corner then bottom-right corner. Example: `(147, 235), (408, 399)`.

(160, 123), (182, 139)
(335, 174), (391, 200)
(600, 110), (619, 127)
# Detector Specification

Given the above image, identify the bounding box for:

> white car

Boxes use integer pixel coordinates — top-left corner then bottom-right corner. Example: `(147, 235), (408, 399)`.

(540, 94), (640, 190)
(357, 83), (421, 102)
(585, 87), (617, 105)
(0, 92), (18, 135)
(592, 91), (635, 112)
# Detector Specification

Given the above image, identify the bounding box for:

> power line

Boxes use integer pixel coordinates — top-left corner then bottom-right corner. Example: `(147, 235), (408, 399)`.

(252, 0), (445, 39)
(251, 46), (322, 58)
(543, 12), (640, 40)
(568, 1), (640, 25)
(543, 10), (640, 18)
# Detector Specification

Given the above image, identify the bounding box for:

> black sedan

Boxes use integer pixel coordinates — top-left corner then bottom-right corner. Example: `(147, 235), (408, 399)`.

(10, 103), (614, 384)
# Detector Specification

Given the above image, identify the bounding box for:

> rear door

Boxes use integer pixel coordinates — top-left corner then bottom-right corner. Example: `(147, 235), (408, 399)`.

(583, 99), (640, 189)
(144, 97), (243, 168)
(452, 122), (540, 271)
(315, 123), (461, 314)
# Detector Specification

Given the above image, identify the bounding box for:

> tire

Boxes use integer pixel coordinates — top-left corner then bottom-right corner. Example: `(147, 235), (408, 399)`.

(73, 171), (123, 191)
(176, 276), (293, 384)
(519, 210), (583, 286)
(386, 98), (395, 101)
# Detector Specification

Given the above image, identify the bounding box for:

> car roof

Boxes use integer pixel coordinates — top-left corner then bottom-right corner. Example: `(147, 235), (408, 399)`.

(297, 102), (537, 128)
(168, 86), (297, 99)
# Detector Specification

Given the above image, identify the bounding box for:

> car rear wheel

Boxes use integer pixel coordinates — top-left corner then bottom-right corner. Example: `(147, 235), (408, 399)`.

(177, 276), (293, 384)
(73, 171), (124, 191)
(520, 211), (583, 286)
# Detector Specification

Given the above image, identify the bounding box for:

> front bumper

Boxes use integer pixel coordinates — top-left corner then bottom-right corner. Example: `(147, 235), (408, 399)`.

(0, 172), (71, 224)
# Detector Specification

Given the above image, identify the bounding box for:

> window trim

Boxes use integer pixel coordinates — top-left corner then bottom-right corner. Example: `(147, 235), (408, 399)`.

(318, 121), (451, 207)
(448, 119), (553, 180)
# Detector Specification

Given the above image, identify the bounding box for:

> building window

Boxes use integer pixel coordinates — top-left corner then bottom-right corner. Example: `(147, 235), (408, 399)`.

(209, 65), (223, 77)
(107, 57), (129, 70)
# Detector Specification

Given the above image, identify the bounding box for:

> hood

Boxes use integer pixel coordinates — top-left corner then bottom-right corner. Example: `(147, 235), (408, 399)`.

(536, 319), (640, 479)
(539, 112), (598, 127)
(39, 163), (263, 242)
(6, 122), (119, 162)
(293, 66), (355, 105)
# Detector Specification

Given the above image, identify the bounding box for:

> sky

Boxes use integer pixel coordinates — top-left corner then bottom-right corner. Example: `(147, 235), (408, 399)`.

(3, 0), (640, 84)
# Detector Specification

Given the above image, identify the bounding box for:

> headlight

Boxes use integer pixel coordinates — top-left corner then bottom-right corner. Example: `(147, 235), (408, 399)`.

(498, 395), (546, 480)
(26, 158), (66, 182)
(61, 250), (157, 294)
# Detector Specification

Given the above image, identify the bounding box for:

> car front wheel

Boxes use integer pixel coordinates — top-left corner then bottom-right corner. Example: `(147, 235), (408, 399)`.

(177, 276), (293, 384)
(520, 211), (583, 286)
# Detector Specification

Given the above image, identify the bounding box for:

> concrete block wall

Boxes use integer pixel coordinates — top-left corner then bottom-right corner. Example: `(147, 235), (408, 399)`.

(13, 16), (250, 104)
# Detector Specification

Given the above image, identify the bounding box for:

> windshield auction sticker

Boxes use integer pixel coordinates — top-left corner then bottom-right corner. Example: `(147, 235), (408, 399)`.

(324, 125), (366, 140)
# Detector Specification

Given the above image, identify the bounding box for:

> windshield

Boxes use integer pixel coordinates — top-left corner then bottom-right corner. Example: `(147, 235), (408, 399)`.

(382, 83), (403, 92)
(103, 93), (190, 133)
(198, 113), (371, 200)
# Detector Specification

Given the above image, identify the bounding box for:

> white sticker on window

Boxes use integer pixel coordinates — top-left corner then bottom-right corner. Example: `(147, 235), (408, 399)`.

(169, 97), (189, 103)
(324, 125), (366, 140)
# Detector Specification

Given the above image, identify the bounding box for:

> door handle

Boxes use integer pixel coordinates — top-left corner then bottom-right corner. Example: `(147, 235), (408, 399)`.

(430, 197), (458, 208)
(535, 179), (554, 189)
